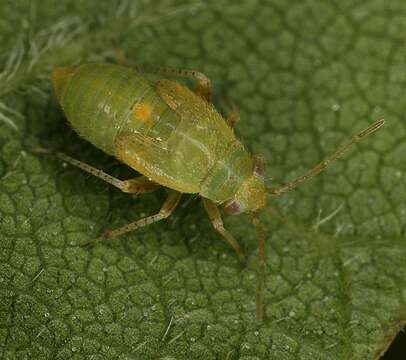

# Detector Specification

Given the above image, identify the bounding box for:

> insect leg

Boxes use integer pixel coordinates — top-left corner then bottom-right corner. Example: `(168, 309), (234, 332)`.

(98, 191), (182, 240)
(120, 176), (161, 194)
(249, 213), (266, 322)
(135, 64), (212, 102)
(202, 198), (246, 264)
(225, 104), (240, 128)
(33, 147), (160, 194)
(215, 96), (240, 127)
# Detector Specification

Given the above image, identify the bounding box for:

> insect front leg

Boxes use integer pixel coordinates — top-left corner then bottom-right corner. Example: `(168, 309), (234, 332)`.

(202, 198), (246, 264)
(98, 191), (182, 241)
(33, 148), (160, 194)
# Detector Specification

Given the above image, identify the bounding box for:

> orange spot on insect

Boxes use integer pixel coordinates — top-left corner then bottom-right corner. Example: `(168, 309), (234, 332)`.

(133, 102), (152, 123)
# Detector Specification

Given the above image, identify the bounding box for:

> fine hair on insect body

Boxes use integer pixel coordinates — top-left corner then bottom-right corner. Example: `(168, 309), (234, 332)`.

(35, 62), (385, 321)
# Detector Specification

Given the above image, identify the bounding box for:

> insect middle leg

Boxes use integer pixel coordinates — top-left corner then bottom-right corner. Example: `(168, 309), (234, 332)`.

(98, 191), (182, 240)
(33, 147), (160, 194)
(225, 103), (240, 128)
(202, 198), (246, 264)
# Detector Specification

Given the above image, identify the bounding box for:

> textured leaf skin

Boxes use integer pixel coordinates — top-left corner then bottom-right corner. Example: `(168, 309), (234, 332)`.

(0, 1), (405, 360)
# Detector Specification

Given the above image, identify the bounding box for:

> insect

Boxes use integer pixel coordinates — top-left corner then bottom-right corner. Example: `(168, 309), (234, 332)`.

(37, 63), (384, 321)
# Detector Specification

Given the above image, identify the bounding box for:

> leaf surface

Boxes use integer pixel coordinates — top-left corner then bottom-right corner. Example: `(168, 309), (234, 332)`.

(0, 1), (405, 359)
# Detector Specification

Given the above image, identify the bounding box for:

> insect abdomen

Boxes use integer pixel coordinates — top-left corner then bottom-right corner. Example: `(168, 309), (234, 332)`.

(54, 63), (178, 156)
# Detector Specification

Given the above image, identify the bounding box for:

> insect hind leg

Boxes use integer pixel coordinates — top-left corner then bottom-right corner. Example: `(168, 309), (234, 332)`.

(135, 64), (212, 102)
(97, 191), (182, 241)
(32, 147), (160, 194)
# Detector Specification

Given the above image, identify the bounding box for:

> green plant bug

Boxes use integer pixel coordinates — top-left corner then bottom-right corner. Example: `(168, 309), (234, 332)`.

(36, 63), (385, 321)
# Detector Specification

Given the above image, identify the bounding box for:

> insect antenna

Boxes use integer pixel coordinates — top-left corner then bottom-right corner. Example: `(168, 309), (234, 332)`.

(249, 213), (266, 322)
(268, 118), (385, 196)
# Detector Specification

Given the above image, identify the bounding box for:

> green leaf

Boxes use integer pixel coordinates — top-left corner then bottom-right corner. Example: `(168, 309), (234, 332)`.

(1, 1), (405, 359)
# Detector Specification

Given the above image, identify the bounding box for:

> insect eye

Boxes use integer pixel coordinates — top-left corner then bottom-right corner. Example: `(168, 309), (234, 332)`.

(224, 200), (244, 215)
(253, 155), (266, 177)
